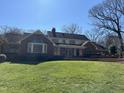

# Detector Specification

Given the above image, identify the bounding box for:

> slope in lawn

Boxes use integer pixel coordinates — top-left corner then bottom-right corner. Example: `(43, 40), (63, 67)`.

(0, 61), (124, 93)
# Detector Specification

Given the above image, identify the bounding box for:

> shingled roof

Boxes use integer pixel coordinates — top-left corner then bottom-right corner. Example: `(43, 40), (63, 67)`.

(47, 31), (89, 40)
(82, 41), (106, 51)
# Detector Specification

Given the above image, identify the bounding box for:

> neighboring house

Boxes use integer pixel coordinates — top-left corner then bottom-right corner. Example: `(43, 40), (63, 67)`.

(1, 28), (107, 60)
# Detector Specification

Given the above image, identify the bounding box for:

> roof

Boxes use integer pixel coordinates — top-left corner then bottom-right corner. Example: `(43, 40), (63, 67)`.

(82, 41), (106, 51)
(19, 31), (44, 42)
(47, 31), (89, 40)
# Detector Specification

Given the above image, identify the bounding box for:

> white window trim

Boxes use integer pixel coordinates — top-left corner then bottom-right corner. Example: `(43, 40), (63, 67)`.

(42, 44), (47, 54)
(27, 43), (47, 54)
(27, 43), (33, 53)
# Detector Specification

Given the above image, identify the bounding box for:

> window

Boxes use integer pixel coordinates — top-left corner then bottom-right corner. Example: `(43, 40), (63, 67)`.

(54, 47), (60, 55)
(33, 44), (43, 53)
(52, 39), (59, 43)
(58, 39), (63, 43)
(69, 40), (75, 44)
(43, 44), (47, 54)
(27, 43), (33, 53)
(27, 43), (47, 54)
(62, 40), (66, 44)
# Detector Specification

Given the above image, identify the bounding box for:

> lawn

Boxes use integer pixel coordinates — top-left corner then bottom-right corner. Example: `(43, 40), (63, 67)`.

(0, 61), (124, 93)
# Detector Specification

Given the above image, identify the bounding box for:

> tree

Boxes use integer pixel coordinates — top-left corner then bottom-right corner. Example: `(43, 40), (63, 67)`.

(115, 0), (124, 15)
(104, 33), (120, 55)
(110, 45), (117, 55)
(0, 36), (7, 53)
(62, 24), (82, 34)
(85, 28), (107, 45)
(89, 0), (124, 57)
(0, 26), (24, 53)
(0, 26), (23, 43)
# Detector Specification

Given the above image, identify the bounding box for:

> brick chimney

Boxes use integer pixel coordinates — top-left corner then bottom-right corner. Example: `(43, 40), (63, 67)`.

(52, 27), (56, 37)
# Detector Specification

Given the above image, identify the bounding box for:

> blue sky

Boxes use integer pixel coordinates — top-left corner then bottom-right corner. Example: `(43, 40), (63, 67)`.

(0, 0), (103, 32)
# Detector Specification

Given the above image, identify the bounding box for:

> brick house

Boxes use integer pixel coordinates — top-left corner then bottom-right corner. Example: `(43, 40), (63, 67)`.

(1, 28), (107, 60)
(47, 28), (107, 58)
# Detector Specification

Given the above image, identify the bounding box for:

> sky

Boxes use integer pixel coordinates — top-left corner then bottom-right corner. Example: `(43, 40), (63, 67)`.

(0, 0), (103, 32)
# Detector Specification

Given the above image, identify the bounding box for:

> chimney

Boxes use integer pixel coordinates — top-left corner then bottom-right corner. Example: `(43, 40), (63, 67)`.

(52, 27), (56, 37)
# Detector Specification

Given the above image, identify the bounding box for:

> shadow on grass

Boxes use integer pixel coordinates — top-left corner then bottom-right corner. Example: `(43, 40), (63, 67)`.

(7, 59), (59, 65)
(4, 55), (65, 65)
(5, 57), (122, 65)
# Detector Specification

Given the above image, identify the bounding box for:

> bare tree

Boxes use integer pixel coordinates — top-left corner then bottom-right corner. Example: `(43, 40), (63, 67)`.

(85, 28), (106, 43)
(0, 26), (23, 43)
(62, 24), (82, 34)
(0, 26), (10, 34)
(116, 0), (124, 15)
(105, 34), (119, 47)
(89, 0), (124, 57)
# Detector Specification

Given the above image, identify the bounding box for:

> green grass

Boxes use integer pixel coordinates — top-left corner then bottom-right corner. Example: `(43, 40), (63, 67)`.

(0, 61), (124, 93)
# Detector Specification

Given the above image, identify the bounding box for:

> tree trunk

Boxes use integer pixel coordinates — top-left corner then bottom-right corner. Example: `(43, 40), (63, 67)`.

(118, 32), (123, 58)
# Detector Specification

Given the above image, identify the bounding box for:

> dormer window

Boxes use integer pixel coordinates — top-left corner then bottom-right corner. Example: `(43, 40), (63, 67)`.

(52, 39), (59, 43)
(69, 40), (75, 44)
(62, 39), (66, 44)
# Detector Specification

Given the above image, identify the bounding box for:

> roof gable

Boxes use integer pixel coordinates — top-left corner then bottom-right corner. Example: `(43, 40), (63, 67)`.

(82, 41), (106, 51)
(19, 31), (53, 44)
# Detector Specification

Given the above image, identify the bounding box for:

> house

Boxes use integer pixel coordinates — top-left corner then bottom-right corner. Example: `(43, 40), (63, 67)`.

(2, 30), (54, 60)
(47, 28), (106, 57)
(47, 28), (89, 57)
(1, 28), (107, 60)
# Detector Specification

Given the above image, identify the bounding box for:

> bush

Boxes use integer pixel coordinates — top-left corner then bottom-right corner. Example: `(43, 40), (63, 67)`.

(0, 54), (7, 62)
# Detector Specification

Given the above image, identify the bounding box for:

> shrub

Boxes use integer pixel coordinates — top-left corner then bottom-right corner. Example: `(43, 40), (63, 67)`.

(0, 54), (7, 62)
